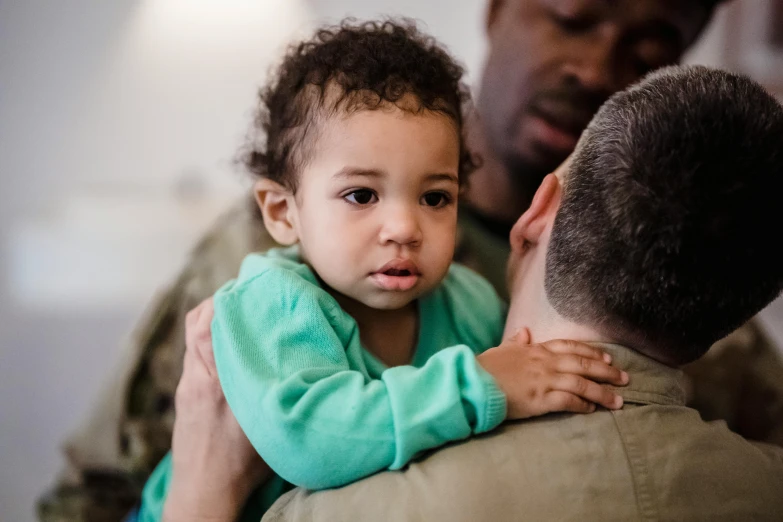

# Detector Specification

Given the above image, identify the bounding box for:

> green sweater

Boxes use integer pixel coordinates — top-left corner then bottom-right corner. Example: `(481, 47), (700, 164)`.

(139, 247), (506, 521)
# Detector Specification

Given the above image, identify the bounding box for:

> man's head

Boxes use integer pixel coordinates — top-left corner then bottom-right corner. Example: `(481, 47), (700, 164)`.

(478, 0), (729, 203)
(510, 66), (783, 364)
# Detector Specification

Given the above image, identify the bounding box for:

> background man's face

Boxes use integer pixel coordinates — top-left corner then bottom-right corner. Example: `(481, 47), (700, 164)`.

(478, 0), (708, 197)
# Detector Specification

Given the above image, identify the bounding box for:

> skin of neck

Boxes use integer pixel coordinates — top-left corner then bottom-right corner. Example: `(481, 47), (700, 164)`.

(503, 243), (612, 347)
(502, 163), (615, 348)
(329, 289), (419, 367)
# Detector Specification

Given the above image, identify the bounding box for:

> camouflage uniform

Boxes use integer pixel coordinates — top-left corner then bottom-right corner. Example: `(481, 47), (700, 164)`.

(37, 196), (783, 522)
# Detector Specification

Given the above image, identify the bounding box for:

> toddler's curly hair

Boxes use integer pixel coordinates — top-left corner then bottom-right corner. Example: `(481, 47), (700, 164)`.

(241, 18), (476, 191)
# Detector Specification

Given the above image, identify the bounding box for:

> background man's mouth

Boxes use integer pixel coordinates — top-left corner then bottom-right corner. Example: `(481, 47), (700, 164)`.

(527, 114), (580, 155)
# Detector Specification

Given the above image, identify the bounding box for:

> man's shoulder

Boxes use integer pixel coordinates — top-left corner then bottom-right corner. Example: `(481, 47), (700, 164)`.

(261, 414), (635, 522)
(622, 403), (783, 518)
(642, 403), (783, 473)
(684, 318), (783, 445)
(185, 198), (276, 289)
(263, 407), (783, 522)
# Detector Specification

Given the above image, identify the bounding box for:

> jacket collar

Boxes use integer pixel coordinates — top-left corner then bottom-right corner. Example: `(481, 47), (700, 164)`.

(593, 343), (686, 407)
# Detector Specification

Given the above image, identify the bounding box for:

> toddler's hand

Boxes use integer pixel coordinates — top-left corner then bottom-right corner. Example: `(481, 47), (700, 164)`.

(477, 329), (628, 420)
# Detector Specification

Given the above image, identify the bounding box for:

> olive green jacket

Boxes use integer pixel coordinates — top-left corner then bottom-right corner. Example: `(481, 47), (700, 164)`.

(264, 343), (783, 522)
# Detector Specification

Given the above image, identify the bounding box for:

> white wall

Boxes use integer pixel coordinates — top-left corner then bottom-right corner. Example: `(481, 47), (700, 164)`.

(0, 2), (312, 521)
(309, 0), (487, 85)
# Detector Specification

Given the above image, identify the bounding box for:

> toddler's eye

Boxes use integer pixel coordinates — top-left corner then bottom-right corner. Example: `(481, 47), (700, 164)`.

(344, 189), (377, 205)
(421, 192), (452, 208)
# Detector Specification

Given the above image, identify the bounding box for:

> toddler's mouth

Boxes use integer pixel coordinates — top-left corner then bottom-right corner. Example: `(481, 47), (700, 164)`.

(371, 260), (421, 291)
(383, 268), (412, 277)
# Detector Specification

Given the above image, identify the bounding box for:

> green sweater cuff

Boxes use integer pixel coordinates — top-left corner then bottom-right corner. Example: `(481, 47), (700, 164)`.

(474, 367), (507, 433)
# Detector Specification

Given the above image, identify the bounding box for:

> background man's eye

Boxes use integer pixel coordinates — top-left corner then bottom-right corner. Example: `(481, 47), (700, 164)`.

(552, 13), (594, 34)
(345, 189), (376, 205)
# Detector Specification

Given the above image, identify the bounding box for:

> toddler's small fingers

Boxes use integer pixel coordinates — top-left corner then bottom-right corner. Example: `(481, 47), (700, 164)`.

(545, 391), (596, 414)
(553, 375), (624, 410)
(541, 339), (612, 363)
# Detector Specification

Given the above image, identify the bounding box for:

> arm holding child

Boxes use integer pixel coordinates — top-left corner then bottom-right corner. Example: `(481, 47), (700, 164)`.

(213, 257), (626, 490)
(164, 296), (625, 521)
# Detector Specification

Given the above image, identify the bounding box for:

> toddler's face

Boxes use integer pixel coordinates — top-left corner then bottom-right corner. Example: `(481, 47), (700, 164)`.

(291, 106), (461, 310)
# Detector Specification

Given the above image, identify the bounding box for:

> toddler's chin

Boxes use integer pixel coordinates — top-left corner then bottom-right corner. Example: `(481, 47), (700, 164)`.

(359, 290), (423, 311)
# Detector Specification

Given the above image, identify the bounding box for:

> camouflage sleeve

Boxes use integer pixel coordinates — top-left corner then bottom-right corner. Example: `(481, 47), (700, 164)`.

(684, 317), (783, 447)
(37, 197), (276, 522)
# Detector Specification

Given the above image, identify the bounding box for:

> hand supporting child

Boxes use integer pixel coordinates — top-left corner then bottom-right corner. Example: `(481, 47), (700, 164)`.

(477, 329), (627, 420)
(162, 298), (271, 522)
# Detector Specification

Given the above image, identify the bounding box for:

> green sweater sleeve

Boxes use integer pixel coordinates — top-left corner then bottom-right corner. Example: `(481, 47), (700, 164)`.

(212, 257), (505, 491)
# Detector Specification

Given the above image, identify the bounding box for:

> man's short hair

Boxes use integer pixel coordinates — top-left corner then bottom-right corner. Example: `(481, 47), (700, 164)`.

(546, 65), (783, 363)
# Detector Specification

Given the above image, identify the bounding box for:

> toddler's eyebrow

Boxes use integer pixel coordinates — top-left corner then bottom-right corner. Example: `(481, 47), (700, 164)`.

(332, 167), (384, 180)
(425, 173), (459, 184)
(332, 168), (458, 184)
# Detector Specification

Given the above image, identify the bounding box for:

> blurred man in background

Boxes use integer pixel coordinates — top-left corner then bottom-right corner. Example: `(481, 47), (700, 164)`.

(38, 1), (783, 521)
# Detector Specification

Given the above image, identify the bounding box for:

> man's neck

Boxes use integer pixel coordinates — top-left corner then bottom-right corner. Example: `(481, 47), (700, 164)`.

(506, 300), (614, 347)
(504, 282), (681, 368)
(503, 266), (615, 347)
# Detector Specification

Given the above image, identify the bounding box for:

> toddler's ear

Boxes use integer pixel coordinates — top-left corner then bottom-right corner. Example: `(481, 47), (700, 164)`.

(254, 178), (299, 245)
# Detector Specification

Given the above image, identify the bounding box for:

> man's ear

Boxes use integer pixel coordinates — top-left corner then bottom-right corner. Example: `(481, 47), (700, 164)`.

(254, 178), (299, 246)
(509, 173), (561, 253)
(486, 0), (505, 32)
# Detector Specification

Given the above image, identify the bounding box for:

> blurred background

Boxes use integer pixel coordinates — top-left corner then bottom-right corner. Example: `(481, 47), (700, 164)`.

(1, 1), (782, 520)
